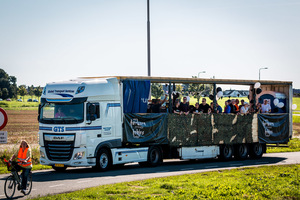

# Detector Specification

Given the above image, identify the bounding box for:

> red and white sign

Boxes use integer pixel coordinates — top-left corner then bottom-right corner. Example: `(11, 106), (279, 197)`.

(0, 108), (8, 130)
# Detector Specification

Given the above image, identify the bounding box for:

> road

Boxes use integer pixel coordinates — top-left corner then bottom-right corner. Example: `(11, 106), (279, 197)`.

(0, 151), (299, 199)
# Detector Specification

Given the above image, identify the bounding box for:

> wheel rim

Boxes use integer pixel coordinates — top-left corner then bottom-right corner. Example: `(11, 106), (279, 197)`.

(5, 176), (16, 198)
(254, 144), (262, 155)
(100, 153), (108, 169)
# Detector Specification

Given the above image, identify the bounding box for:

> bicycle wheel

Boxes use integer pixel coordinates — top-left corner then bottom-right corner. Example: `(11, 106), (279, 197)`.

(4, 175), (16, 199)
(24, 172), (32, 195)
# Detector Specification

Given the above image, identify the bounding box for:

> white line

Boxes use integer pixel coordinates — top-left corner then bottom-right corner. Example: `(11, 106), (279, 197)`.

(180, 168), (194, 171)
(49, 184), (64, 188)
(205, 165), (218, 168)
(155, 170), (170, 173)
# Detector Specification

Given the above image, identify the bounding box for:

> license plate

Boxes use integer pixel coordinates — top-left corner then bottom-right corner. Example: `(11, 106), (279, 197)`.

(54, 164), (65, 168)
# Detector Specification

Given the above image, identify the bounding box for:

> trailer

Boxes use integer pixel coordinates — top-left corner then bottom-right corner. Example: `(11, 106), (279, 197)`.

(38, 76), (293, 171)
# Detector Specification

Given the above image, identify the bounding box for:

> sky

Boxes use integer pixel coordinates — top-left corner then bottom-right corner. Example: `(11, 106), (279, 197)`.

(0, 0), (299, 89)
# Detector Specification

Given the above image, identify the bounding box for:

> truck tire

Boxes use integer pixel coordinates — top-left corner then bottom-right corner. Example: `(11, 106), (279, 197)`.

(96, 148), (112, 171)
(139, 146), (162, 167)
(234, 144), (248, 160)
(249, 143), (264, 159)
(219, 145), (233, 160)
(52, 166), (67, 172)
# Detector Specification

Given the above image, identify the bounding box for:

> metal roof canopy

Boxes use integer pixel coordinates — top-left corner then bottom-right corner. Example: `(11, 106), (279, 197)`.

(81, 76), (292, 86)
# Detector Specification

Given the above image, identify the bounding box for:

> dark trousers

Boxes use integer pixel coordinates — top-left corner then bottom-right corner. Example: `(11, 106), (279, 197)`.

(21, 168), (31, 189)
(15, 164), (31, 190)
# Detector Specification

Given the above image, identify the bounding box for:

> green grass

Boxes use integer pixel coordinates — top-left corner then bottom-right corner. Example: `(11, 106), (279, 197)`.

(293, 115), (300, 123)
(267, 138), (300, 153)
(0, 164), (51, 174)
(33, 164), (300, 200)
(0, 95), (39, 110)
(293, 97), (300, 111)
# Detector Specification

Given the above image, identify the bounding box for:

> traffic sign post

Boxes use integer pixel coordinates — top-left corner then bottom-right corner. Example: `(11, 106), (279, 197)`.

(0, 108), (8, 143)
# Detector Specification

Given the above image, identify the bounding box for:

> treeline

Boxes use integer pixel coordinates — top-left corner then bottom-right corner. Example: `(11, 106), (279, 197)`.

(0, 68), (42, 100)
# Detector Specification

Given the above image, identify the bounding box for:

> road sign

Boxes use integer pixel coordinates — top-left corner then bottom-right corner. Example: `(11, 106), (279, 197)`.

(0, 108), (8, 130)
(0, 131), (7, 144)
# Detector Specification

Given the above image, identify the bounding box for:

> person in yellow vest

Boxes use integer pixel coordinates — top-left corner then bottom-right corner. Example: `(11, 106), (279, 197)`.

(9, 140), (32, 194)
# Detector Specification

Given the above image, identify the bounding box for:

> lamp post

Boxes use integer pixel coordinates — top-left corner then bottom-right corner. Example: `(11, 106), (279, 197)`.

(147, 0), (151, 77)
(197, 71), (206, 78)
(259, 67), (268, 80)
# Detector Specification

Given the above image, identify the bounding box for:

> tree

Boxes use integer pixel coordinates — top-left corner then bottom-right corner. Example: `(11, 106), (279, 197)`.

(0, 68), (17, 99)
(188, 76), (213, 103)
(34, 86), (43, 101)
(28, 85), (35, 99)
(151, 83), (164, 99)
(18, 85), (27, 100)
(2, 88), (9, 99)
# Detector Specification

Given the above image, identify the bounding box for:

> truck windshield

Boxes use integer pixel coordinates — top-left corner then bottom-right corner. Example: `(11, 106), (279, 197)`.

(39, 103), (84, 124)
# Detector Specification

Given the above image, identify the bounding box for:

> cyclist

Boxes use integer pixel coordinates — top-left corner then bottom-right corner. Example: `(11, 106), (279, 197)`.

(9, 140), (32, 194)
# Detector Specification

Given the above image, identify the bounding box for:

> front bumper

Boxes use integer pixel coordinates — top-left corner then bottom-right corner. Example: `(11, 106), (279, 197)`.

(40, 147), (96, 167)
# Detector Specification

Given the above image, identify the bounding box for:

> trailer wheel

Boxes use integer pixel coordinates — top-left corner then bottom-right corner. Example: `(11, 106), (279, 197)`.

(219, 145), (233, 160)
(234, 144), (248, 160)
(139, 146), (162, 167)
(96, 148), (112, 171)
(249, 143), (264, 159)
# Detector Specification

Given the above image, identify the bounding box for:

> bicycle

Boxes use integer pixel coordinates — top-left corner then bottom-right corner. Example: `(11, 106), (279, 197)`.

(3, 158), (32, 199)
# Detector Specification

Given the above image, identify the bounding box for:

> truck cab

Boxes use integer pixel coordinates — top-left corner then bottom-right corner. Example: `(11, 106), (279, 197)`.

(38, 78), (123, 170)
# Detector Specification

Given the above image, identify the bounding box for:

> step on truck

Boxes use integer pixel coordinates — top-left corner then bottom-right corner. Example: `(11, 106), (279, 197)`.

(38, 76), (293, 171)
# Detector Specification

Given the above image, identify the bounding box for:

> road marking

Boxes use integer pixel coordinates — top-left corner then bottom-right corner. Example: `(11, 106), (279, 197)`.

(49, 184), (64, 188)
(77, 180), (92, 184)
(180, 168), (194, 171)
(205, 165), (218, 168)
(155, 170), (170, 173)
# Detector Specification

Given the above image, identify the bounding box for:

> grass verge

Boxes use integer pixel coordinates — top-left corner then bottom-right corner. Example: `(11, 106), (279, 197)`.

(0, 164), (51, 174)
(33, 164), (300, 200)
(267, 138), (300, 153)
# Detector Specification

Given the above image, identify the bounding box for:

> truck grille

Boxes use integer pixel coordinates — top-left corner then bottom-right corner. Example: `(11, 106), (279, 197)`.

(44, 134), (75, 161)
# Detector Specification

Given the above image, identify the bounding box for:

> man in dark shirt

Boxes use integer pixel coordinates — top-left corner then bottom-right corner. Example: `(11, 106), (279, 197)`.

(179, 96), (189, 115)
(199, 98), (211, 113)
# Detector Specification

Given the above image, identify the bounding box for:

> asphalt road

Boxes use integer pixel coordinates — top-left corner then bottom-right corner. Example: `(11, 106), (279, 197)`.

(0, 151), (299, 200)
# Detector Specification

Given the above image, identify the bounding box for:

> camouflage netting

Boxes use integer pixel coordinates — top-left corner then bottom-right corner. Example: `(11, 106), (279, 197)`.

(168, 114), (256, 147)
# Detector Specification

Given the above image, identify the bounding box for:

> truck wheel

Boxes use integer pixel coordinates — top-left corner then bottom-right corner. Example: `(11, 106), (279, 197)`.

(234, 144), (248, 160)
(219, 145), (233, 160)
(52, 166), (67, 172)
(139, 146), (162, 167)
(249, 143), (264, 159)
(148, 146), (162, 167)
(96, 148), (112, 171)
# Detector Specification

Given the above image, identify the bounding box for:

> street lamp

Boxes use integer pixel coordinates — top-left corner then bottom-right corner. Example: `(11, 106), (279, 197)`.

(259, 67), (268, 80)
(198, 71), (206, 78)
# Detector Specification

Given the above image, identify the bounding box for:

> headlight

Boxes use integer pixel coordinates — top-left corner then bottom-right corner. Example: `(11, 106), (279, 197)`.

(40, 150), (45, 158)
(73, 151), (85, 160)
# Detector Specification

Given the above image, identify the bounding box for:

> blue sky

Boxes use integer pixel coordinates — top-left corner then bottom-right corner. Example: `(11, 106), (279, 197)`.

(0, 0), (299, 88)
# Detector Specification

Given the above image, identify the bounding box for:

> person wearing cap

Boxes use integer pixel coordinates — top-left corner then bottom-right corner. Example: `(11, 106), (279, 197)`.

(240, 102), (250, 114)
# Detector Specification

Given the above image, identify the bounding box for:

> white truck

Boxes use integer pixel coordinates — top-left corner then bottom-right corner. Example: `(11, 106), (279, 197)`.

(38, 76), (293, 171)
